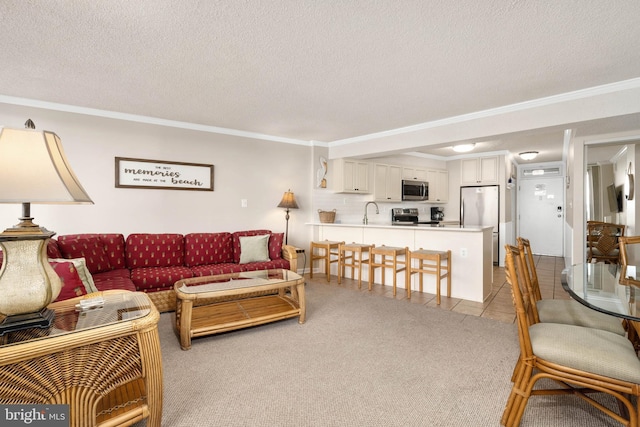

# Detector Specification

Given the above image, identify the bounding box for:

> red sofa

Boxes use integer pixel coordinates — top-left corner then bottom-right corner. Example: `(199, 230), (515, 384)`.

(23, 230), (299, 312)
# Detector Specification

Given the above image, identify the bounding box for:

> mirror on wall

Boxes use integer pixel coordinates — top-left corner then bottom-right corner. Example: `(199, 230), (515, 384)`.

(585, 142), (639, 262)
(586, 144), (628, 222)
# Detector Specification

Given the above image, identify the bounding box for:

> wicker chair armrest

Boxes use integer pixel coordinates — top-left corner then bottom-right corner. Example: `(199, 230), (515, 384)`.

(282, 244), (300, 272)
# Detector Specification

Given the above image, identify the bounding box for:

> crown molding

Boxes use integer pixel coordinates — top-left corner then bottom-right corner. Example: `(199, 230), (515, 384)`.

(403, 149), (510, 161)
(0, 95), (311, 146)
(331, 77), (640, 146)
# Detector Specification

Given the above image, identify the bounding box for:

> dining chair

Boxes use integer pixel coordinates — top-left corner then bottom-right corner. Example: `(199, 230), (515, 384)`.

(618, 235), (640, 348)
(618, 235), (640, 265)
(501, 244), (640, 427)
(517, 237), (625, 336)
(586, 221), (626, 264)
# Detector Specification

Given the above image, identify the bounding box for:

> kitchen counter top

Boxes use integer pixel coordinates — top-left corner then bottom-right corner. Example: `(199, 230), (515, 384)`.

(306, 222), (485, 232)
(307, 222), (493, 302)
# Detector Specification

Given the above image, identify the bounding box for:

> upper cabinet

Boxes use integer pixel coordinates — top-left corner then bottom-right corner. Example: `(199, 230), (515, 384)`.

(427, 169), (449, 202)
(374, 163), (402, 202)
(461, 156), (499, 185)
(402, 167), (428, 181)
(333, 159), (370, 193)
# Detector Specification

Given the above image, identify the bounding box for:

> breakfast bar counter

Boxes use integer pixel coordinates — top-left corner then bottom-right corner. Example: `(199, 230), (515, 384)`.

(307, 223), (493, 302)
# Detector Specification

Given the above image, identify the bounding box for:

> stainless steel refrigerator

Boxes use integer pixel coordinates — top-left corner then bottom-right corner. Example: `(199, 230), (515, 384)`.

(460, 185), (499, 264)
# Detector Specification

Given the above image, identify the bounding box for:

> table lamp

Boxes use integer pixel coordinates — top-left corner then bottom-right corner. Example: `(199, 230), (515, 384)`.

(277, 189), (298, 245)
(0, 120), (93, 334)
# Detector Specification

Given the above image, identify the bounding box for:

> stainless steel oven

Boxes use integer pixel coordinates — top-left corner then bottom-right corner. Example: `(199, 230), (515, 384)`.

(402, 180), (428, 201)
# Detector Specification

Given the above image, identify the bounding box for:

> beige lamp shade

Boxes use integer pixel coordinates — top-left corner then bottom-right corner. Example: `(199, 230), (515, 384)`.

(0, 127), (93, 204)
(277, 190), (299, 210)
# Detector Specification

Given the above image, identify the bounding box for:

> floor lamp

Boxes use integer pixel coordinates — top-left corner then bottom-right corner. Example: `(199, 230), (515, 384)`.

(277, 189), (298, 245)
(0, 120), (93, 334)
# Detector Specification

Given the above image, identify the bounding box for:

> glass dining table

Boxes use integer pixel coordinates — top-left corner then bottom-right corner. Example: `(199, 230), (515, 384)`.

(562, 263), (640, 321)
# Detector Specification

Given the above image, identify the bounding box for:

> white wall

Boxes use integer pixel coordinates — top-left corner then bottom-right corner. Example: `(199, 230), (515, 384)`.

(0, 104), (313, 249)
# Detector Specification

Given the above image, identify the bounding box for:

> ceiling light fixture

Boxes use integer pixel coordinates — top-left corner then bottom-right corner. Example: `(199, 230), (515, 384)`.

(452, 143), (475, 153)
(519, 151), (539, 161)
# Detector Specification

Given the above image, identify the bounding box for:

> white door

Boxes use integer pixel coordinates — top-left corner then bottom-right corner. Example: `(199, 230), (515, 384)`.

(518, 176), (564, 256)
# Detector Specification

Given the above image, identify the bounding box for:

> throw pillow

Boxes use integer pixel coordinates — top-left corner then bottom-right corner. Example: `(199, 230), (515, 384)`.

(239, 234), (270, 264)
(232, 230), (271, 263)
(268, 233), (284, 260)
(50, 260), (87, 302)
(49, 257), (99, 294)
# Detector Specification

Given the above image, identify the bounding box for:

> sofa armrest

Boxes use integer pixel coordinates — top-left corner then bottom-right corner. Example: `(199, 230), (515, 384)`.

(282, 244), (301, 273)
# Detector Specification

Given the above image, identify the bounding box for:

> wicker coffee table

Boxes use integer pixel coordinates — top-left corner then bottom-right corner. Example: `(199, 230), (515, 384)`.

(174, 269), (305, 350)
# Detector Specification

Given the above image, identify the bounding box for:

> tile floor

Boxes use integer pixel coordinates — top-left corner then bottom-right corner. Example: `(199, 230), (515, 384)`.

(305, 254), (567, 324)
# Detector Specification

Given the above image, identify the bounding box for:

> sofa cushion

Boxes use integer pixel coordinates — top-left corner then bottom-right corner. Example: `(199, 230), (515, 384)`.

(232, 230), (271, 263)
(240, 258), (290, 272)
(94, 268), (131, 280)
(47, 238), (62, 259)
(269, 233), (284, 260)
(92, 269), (137, 293)
(190, 263), (243, 277)
(51, 260), (87, 302)
(130, 266), (193, 290)
(98, 234), (127, 270)
(126, 233), (185, 269)
(184, 233), (233, 267)
(57, 234), (113, 274)
(239, 234), (270, 264)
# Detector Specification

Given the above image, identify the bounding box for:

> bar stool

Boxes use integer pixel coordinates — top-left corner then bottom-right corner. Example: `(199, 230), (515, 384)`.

(409, 249), (452, 304)
(368, 245), (410, 297)
(310, 240), (343, 282)
(338, 242), (374, 289)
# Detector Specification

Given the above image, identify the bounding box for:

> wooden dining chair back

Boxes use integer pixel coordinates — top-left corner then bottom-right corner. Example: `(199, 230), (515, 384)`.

(516, 237), (541, 301)
(516, 236), (626, 335)
(586, 221), (626, 264)
(501, 244), (640, 427)
(618, 235), (640, 265)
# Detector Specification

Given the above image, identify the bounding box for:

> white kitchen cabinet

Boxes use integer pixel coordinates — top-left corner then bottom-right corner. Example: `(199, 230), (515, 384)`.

(402, 167), (428, 181)
(333, 158), (370, 193)
(374, 163), (402, 202)
(461, 156), (499, 185)
(427, 169), (449, 202)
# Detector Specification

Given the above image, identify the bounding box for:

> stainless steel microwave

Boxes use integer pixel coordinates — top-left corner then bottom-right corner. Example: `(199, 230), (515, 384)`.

(402, 180), (429, 201)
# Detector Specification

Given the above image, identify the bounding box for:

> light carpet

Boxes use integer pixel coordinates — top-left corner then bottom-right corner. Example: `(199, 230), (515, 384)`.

(154, 280), (622, 426)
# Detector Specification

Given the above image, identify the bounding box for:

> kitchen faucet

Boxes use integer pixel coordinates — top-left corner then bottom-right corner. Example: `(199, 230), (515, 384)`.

(363, 201), (379, 224)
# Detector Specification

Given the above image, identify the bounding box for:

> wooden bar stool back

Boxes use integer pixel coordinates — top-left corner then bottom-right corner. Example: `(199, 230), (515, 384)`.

(409, 249), (452, 304)
(368, 245), (410, 297)
(338, 242), (374, 289)
(310, 240), (343, 282)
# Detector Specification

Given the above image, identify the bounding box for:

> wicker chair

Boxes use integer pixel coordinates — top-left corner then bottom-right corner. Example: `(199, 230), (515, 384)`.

(619, 235), (640, 265)
(586, 221), (626, 264)
(501, 244), (640, 426)
(617, 235), (640, 348)
(516, 237), (625, 335)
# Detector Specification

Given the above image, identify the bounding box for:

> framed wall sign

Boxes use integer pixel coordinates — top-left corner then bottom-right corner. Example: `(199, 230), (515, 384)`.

(115, 157), (214, 191)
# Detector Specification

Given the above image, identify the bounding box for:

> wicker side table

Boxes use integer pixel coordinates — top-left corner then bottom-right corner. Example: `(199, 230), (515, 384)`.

(0, 290), (162, 427)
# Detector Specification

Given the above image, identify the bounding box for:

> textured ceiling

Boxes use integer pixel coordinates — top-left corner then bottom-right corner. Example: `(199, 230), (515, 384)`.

(1, 1), (640, 163)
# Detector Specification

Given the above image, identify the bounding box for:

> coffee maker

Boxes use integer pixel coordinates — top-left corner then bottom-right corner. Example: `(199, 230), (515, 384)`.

(431, 207), (444, 221)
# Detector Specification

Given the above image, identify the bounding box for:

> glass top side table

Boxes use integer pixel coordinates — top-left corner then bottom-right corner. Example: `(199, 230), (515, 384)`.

(0, 290), (162, 427)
